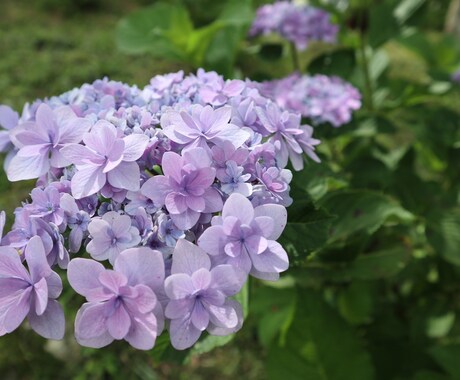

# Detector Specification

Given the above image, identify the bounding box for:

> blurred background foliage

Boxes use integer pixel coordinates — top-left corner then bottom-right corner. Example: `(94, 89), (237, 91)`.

(2, 0), (460, 379)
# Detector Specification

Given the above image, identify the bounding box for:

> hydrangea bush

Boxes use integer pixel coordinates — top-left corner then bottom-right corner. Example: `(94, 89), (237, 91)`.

(0, 70), (320, 350)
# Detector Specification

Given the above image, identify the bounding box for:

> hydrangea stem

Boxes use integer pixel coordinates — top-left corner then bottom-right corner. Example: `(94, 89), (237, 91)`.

(359, 33), (374, 112)
(290, 42), (301, 72)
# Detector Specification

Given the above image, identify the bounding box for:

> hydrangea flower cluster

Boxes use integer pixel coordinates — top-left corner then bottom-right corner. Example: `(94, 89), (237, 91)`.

(0, 69), (320, 350)
(257, 73), (362, 127)
(249, 1), (338, 51)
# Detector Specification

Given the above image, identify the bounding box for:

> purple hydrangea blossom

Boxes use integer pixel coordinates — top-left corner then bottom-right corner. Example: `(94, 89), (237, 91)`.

(2, 208), (54, 255)
(27, 186), (65, 227)
(249, 2), (338, 51)
(198, 193), (289, 281)
(2, 208), (69, 269)
(157, 213), (185, 247)
(61, 120), (149, 199)
(258, 73), (362, 128)
(217, 161), (252, 197)
(161, 105), (250, 153)
(253, 164), (293, 207)
(149, 71), (184, 98)
(67, 247), (165, 349)
(165, 239), (246, 350)
(7, 103), (92, 181)
(0, 236), (65, 339)
(131, 207), (154, 241)
(230, 97), (259, 131)
(87, 211), (141, 264)
(257, 102), (320, 170)
(211, 142), (249, 178)
(35, 219), (70, 269)
(199, 78), (245, 107)
(125, 191), (158, 216)
(141, 147), (223, 230)
(60, 193), (91, 253)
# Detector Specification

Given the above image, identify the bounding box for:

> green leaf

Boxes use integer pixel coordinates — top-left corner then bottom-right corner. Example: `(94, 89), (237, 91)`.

(338, 281), (375, 325)
(394, 0), (426, 24)
(115, 3), (188, 60)
(290, 160), (347, 202)
(369, 49), (389, 81)
(267, 289), (375, 380)
(191, 334), (234, 355)
(292, 247), (411, 284)
(308, 48), (356, 78)
(412, 371), (451, 380)
(427, 209), (460, 266)
(319, 190), (414, 243)
(258, 44), (284, 61)
(429, 344), (460, 379)
(280, 209), (336, 259)
(116, 1), (252, 70)
(204, 0), (253, 75)
(234, 281), (249, 318)
(217, 0), (254, 26)
(368, 2), (400, 48)
(250, 286), (296, 347)
(163, 4), (194, 51)
(187, 21), (226, 67)
(426, 313), (455, 339)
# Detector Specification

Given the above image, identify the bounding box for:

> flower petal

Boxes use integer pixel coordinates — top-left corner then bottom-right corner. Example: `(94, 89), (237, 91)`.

(164, 273), (194, 300)
(25, 236), (51, 283)
(107, 304), (131, 340)
(197, 225), (226, 256)
(33, 277), (48, 316)
(114, 247), (164, 290)
(107, 161), (141, 192)
(46, 271), (62, 299)
(170, 209), (200, 230)
(125, 314), (157, 350)
(141, 175), (171, 207)
(254, 204), (287, 240)
(161, 151), (183, 183)
(171, 239), (211, 275)
(206, 302), (238, 329)
(7, 153), (49, 181)
(249, 240), (289, 274)
(0, 246), (29, 280)
(67, 258), (105, 298)
(1, 288), (31, 333)
(75, 302), (113, 348)
(210, 265), (246, 296)
(60, 143), (101, 165)
(28, 299), (65, 340)
(71, 165), (106, 199)
(169, 315), (202, 350)
(191, 301), (209, 331)
(207, 300), (243, 336)
(122, 134), (149, 162)
(222, 193), (254, 225)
